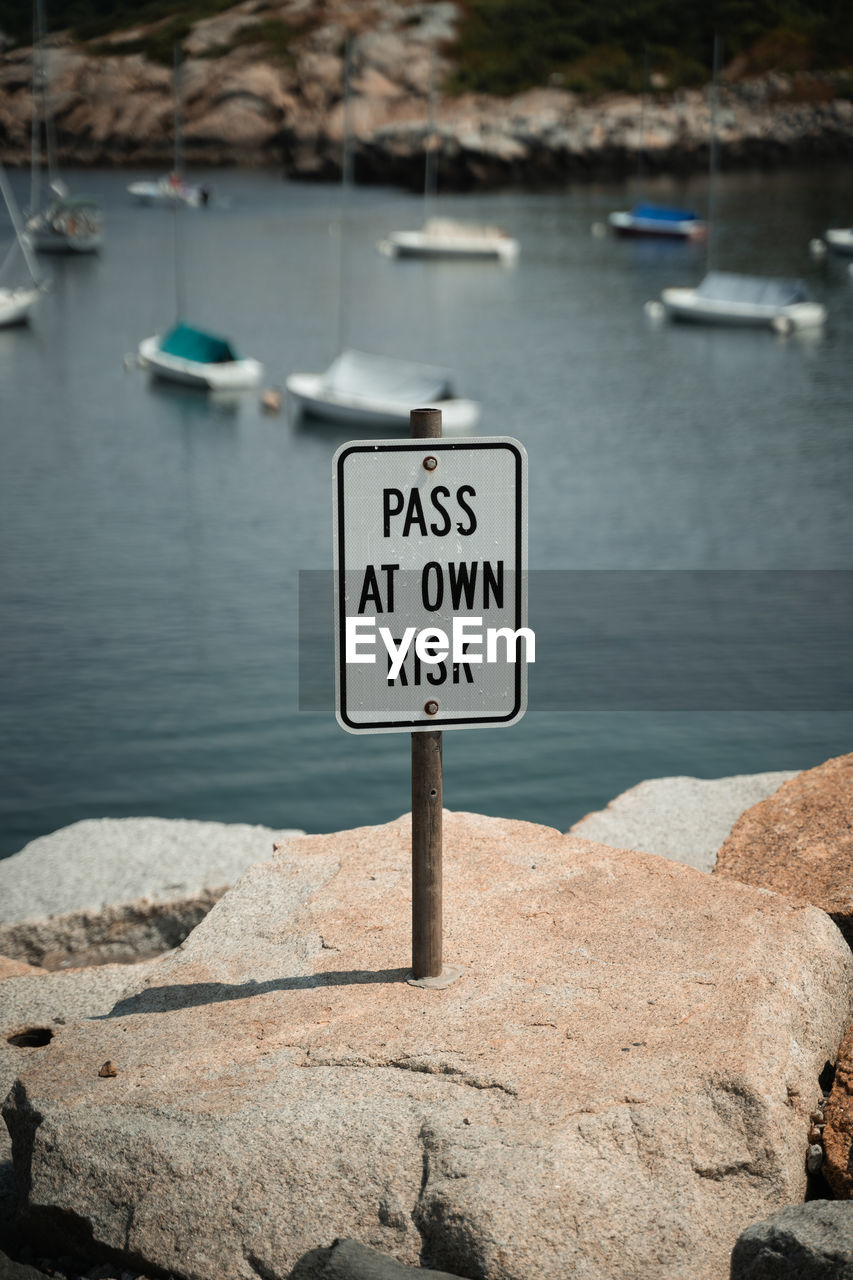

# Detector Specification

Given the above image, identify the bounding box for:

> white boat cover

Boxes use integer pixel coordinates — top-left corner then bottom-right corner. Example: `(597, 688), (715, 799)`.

(422, 217), (508, 240)
(323, 349), (453, 402)
(695, 272), (810, 305)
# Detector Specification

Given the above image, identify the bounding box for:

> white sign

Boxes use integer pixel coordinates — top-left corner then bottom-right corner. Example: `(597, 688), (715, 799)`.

(333, 437), (529, 734)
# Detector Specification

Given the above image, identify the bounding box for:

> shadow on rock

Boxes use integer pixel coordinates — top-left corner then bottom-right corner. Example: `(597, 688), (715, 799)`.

(102, 969), (412, 1017)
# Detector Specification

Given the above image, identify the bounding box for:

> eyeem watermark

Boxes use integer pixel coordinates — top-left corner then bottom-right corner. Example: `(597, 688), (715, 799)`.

(346, 615), (536, 682)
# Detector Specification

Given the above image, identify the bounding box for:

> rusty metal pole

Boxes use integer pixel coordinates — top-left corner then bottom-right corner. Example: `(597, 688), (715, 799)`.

(410, 408), (443, 980)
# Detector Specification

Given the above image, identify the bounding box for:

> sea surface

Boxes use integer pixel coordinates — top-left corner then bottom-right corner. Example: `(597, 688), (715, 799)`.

(1, 163), (852, 859)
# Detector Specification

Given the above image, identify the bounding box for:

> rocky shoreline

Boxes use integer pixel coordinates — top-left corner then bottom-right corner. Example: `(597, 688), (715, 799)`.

(3, 756), (853, 1279)
(1, 1), (852, 189)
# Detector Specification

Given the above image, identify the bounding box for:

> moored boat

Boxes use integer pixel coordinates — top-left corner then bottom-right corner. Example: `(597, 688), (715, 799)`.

(128, 175), (209, 208)
(138, 324), (263, 391)
(379, 217), (519, 263)
(27, 0), (103, 255)
(660, 271), (826, 331)
(608, 203), (706, 241)
(285, 349), (480, 431)
(0, 160), (47, 327)
(27, 194), (102, 253)
(824, 228), (853, 255)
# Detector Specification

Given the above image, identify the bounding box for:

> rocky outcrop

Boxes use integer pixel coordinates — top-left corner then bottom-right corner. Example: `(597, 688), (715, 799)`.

(4, 811), (852, 1280)
(714, 753), (853, 948)
(570, 771), (796, 872)
(0, 954), (168, 1253)
(1, 2), (852, 185)
(295, 1237), (469, 1279)
(730, 1201), (853, 1279)
(0, 818), (302, 968)
(822, 1022), (853, 1197)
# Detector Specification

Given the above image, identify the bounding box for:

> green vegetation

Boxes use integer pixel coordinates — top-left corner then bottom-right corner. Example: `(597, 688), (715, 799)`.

(229, 17), (314, 66)
(2, 0), (235, 48)
(1, 0), (851, 90)
(446, 0), (853, 96)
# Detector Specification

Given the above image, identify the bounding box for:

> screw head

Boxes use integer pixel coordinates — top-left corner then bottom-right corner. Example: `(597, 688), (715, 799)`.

(424, 700), (439, 716)
(423, 456), (438, 471)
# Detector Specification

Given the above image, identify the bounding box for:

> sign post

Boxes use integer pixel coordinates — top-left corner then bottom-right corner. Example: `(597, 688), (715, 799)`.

(409, 408), (444, 981)
(333, 412), (529, 985)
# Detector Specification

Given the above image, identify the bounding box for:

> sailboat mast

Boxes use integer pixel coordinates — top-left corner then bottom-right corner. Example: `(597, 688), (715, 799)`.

(336, 31), (353, 357)
(34, 0), (59, 193)
(29, 3), (40, 214)
(423, 50), (439, 222)
(636, 45), (649, 191)
(172, 42), (183, 178)
(707, 33), (722, 273)
(172, 45), (186, 320)
(0, 161), (42, 285)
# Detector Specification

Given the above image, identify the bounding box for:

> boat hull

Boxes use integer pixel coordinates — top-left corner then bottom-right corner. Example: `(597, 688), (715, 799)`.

(660, 287), (826, 331)
(825, 228), (853, 255)
(138, 336), (262, 390)
(31, 228), (102, 254)
(609, 212), (706, 241)
(285, 373), (480, 432)
(128, 180), (203, 208)
(379, 230), (518, 263)
(0, 285), (40, 327)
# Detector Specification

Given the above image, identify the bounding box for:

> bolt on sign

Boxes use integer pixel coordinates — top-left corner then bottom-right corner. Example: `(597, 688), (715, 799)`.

(333, 437), (530, 734)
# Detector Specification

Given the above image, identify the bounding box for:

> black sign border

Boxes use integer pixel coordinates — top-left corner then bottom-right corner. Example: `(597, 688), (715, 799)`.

(335, 440), (525, 732)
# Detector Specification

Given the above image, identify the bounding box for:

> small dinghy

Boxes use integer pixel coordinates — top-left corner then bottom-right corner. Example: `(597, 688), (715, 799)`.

(128, 175), (209, 208)
(138, 323), (263, 391)
(608, 202), (706, 241)
(379, 217), (519, 263)
(660, 271), (826, 332)
(286, 349), (480, 431)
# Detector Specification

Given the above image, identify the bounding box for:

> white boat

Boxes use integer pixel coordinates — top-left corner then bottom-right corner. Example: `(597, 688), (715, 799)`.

(0, 283), (42, 327)
(379, 217), (519, 263)
(128, 51), (210, 209)
(138, 324), (262, 390)
(128, 175), (208, 208)
(608, 203), (706, 241)
(660, 272), (826, 331)
(824, 228), (853, 255)
(378, 57), (517, 266)
(286, 349), (480, 431)
(0, 161), (46, 327)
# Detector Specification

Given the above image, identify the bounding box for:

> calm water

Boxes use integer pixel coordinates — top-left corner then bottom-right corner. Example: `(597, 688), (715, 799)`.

(1, 164), (852, 858)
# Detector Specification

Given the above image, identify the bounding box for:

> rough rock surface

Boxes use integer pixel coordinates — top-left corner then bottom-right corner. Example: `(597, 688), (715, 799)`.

(0, 962), (42, 983)
(730, 1200), (853, 1279)
(570, 771), (796, 872)
(0, 957), (167, 1249)
(294, 1237), (469, 1279)
(714, 754), (853, 948)
(0, 818), (302, 968)
(1, 4), (852, 183)
(822, 1022), (853, 1198)
(4, 812), (853, 1280)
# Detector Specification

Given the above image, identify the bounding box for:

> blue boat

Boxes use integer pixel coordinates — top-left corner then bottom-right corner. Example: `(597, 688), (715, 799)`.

(609, 202), (706, 241)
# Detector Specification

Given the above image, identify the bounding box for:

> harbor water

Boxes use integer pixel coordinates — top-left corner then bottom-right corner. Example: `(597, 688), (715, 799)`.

(1, 163), (852, 858)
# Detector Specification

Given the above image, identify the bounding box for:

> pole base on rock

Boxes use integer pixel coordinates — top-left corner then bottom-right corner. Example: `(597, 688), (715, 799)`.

(406, 965), (464, 989)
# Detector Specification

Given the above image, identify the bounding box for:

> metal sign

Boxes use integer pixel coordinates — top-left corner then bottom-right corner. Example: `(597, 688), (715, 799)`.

(333, 437), (529, 734)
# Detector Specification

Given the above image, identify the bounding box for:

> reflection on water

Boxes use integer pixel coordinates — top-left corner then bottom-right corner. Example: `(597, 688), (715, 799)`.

(0, 165), (852, 856)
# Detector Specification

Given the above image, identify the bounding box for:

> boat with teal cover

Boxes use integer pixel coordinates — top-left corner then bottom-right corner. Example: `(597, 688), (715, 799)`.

(138, 323), (262, 389)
